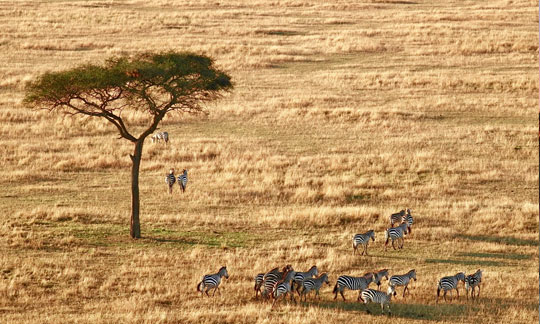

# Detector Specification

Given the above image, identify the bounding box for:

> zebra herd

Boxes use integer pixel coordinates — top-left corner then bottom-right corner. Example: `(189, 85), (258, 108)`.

(194, 209), (484, 315)
(165, 168), (188, 194)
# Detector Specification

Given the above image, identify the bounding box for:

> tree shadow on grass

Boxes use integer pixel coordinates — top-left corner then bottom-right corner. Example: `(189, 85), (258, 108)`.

(310, 301), (473, 321)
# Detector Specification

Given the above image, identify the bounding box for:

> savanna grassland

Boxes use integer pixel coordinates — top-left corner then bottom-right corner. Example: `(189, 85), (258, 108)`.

(0, 0), (538, 323)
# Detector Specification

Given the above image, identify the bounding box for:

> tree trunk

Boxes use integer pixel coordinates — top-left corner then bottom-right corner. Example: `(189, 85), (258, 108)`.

(130, 140), (144, 238)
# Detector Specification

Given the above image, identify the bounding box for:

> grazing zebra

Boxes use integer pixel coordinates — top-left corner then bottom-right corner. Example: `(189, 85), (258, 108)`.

(436, 272), (466, 303)
(271, 270), (297, 308)
(165, 168), (176, 194)
(405, 209), (414, 233)
(300, 273), (330, 301)
(333, 272), (375, 301)
(390, 209), (406, 227)
(196, 266), (229, 297)
(374, 269), (390, 290)
(389, 269), (417, 298)
(261, 265), (293, 299)
(352, 230), (375, 256)
(465, 269), (482, 300)
(361, 286), (396, 315)
(178, 169), (188, 193)
(384, 222), (409, 251)
(291, 265), (318, 295)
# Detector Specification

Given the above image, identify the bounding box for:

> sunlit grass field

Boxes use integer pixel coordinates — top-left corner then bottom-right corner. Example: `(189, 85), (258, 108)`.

(0, 0), (538, 323)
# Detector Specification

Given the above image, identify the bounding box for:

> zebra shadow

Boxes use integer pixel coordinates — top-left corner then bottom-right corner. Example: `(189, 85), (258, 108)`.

(308, 301), (474, 320)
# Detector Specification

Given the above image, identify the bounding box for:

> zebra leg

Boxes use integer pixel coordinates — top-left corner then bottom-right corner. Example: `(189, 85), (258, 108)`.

(456, 288), (459, 300)
(392, 239), (396, 250)
(363, 244), (368, 256)
(477, 285), (480, 298)
(205, 287), (211, 297)
(340, 290), (346, 301)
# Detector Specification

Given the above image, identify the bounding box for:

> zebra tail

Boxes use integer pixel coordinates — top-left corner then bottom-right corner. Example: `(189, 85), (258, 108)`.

(197, 281), (203, 292)
(333, 283), (338, 294)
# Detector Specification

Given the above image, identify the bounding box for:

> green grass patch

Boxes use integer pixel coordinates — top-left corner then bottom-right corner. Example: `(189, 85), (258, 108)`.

(457, 252), (531, 260)
(457, 234), (538, 247)
(425, 258), (502, 267)
(148, 228), (258, 248)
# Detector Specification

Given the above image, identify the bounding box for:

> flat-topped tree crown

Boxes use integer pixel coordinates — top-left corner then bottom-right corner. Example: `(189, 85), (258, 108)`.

(24, 52), (232, 238)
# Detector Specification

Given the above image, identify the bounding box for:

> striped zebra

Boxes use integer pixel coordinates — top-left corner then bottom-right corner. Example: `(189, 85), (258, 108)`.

(384, 222), (409, 251)
(291, 265), (318, 295)
(390, 209), (406, 227)
(388, 269), (417, 298)
(300, 273), (330, 301)
(436, 272), (466, 303)
(254, 265), (290, 298)
(405, 209), (414, 233)
(352, 230), (375, 256)
(165, 168), (176, 194)
(465, 269), (482, 300)
(374, 269), (389, 290)
(178, 169), (188, 193)
(361, 286), (396, 315)
(333, 272), (375, 301)
(151, 131), (169, 144)
(196, 266), (229, 297)
(271, 270), (297, 308)
(261, 265), (294, 299)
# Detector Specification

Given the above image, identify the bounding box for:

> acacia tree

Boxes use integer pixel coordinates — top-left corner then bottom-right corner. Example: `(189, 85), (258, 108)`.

(24, 52), (232, 238)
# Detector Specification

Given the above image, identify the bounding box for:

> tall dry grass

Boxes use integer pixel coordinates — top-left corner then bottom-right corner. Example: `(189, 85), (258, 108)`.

(0, 0), (538, 323)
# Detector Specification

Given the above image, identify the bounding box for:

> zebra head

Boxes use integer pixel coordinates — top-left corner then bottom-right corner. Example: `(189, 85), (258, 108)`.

(409, 269), (417, 281)
(308, 265), (318, 277)
(368, 230), (375, 241)
(456, 272), (466, 283)
(219, 266), (229, 279)
(321, 273), (330, 285)
(363, 272), (375, 284)
(169, 168), (175, 174)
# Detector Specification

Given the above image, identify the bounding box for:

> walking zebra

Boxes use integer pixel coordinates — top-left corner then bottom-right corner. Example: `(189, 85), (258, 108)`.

(374, 269), (390, 290)
(196, 266), (229, 297)
(384, 222), (410, 251)
(291, 265), (318, 295)
(254, 265), (291, 298)
(361, 286), (396, 315)
(436, 272), (465, 303)
(271, 270), (297, 308)
(261, 265), (294, 299)
(352, 230), (375, 256)
(300, 273), (330, 301)
(465, 269), (482, 300)
(178, 169), (188, 193)
(389, 269), (417, 298)
(333, 272), (375, 301)
(165, 168), (176, 194)
(390, 210), (406, 227)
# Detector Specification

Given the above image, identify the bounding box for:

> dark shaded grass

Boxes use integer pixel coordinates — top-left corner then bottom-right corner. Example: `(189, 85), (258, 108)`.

(456, 234), (538, 247)
(425, 258), (502, 267)
(457, 252), (532, 260)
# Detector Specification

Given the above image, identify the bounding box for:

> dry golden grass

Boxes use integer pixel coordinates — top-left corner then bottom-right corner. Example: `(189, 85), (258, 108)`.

(0, 0), (538, 323)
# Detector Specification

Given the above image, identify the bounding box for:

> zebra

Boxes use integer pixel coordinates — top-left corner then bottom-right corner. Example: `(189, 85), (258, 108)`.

(465, 269), (482, 300)
(352, 230), (375, 256)
(388, 269), (417, 298)
(361, 286), (396, 315)
(254, 265), (290, 298)
(384, 222), (410, 251)
(390, 209), (405, 227)
(196, 266), (229, 297)
(151, 132), (169, 144)
(300, 273), (330, 301)
(261, 265), (293, 299)
(436, 272), (466, 303)
(178, 169), (188, 193)
(271, 270), (297, 308)
(405, 209), (414, 233)
(165, 168), (176, 194)
(333, 272), (375, 301)
(291, 265), (318, 295)
(374, 269), (390, 290)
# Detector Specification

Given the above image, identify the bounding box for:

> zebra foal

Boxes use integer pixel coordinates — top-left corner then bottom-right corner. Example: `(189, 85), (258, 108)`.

(436, 272), (465, 303)
(291, 265), (318, 295)
(196, 266), (229, 297)
(300, 273), (330, 301)
(352, 230), (375, 256)
(388, 269), (416, 298)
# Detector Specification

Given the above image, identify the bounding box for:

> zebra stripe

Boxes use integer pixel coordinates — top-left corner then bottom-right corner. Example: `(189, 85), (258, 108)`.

(352, 230), (375, 256)
(196, 266), (229, 297)
(333, 273), (375, 301)
(390, 210), (405, 227)
(291, 265), (318, 295)
(436, 272), (465, 303)
(389, 269), (417, 298)
(465, 269), (482, 300)
(384, 222), (409, 251)
(165, 169), (176, 194)
(271, 270), (297, 308)
(178, 169), (188, 193)
(300, 273), (330, 301)
(361, 286), (395, 314)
